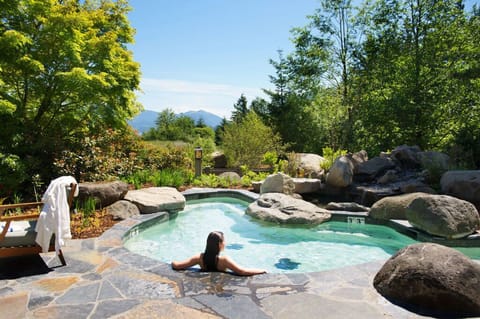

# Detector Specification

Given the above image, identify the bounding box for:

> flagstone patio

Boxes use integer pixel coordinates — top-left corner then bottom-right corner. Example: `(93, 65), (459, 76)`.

(0, 211), (432, 319)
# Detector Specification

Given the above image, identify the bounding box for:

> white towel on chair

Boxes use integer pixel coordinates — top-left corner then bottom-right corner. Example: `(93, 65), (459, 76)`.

(35, 176), (78, 253)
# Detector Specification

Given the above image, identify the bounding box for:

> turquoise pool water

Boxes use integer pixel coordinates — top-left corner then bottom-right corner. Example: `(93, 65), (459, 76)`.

(124, 198), (480, 273)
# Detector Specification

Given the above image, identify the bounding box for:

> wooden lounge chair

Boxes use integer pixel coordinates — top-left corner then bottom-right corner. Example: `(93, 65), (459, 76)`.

(0, 183), (77, 266)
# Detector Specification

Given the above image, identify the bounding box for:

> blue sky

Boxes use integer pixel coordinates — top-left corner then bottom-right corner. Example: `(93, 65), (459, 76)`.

(128, 0), (478, 119)
(128, 0), (319, 118)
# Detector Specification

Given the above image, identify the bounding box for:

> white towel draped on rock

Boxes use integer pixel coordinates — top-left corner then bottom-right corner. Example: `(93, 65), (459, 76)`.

(35, 176), (78, 253)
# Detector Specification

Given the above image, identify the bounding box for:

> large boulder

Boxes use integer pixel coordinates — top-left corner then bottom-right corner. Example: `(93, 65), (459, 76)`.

(374, 243), (480, 317)
(260, 173), (295, 195)
(399, 180), (436, 194)
(418, 151), (450, 171)
(351, 150), (368, 167)
(292, 178), (321, 194)
(390, 145), (422, 168)
(218, 171), (241, 182)
(326, 155), (354, 187)
(354, 156), (396, 182)
(106, 200), (140, 220)
(441, 170), (480, 209)
(246, 193), (331, 225)
(78, 181), (129, 208)
(406, 194), (480, 238)
(124, 187), (186, 214)
(212, 151), (227, 168)
(369, 192), (429, 220)
(295, 153), (325, 178)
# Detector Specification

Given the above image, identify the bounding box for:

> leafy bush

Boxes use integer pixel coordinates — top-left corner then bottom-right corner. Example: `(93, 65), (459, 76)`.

(54, 128), (194, 183)
(320, 147), (348, 171)
(0, 153), (27, 198)
(277, 152), (299, 177)
(137, 142), (191, 171)
(123, 168), (193, 189)
(192, 174), (223, 188)
(190, 171), (269, 189)
(150, 169), (193, 188)
(239, 170), (270, 187)
(76, 197), (97, 227)
(262, 151), (278, 169)
(221, 111), (285, 168)
(53, 128), (141, 182)
(189, 136), (216, 166)
(122, 170), (151, 189)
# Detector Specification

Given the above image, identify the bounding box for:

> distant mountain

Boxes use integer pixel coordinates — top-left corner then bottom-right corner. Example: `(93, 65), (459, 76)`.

(128, 110), (158, 134)
(178, 110), (223, 129)
(129, 109), (223, 134)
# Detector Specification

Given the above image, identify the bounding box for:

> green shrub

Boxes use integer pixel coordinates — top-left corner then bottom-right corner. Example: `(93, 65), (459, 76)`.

(151, 169), (193, 188)
(136, 141), (191, 171)
(222, 111), (285, 168)
(321, 147), (348, 171)
(192, 174), (221, 188)
(276, 152), (299, 177)
(77, 197), (97, 227)
(0, 153), (27, 198)
(123, 170), (151, 189)
(122, 168), (193, 189)
(262, 151), (278, 169)
(53, 128), (141, 182)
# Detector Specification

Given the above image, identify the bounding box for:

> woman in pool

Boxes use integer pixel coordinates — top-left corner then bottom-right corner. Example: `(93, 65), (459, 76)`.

(172, 231), (267, 276)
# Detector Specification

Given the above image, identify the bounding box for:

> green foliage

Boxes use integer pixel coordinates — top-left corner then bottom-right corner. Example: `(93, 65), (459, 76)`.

(280, 152), (300, 177)
(221, 111), (285, 168)
(137, 142), (192, 172)
(0, 153), (27, 197)
(151, 169), (193, 188)
(53, 128), (141, 181)
(77, 197), (97, 227)
(262, 151), (278, 168)
(191, 169), (268, 189)
(320, 147), (348, 171)
(192, 174), (224, 188)
(32, 174), (44, 202)
(214, 117), (229, 145)
(0, 0), (141, 188)
(260, 0), (480, 166)
(194, 126), (215, 140)
(123, 168), (193, 189)
(53, 129), (192, 184)
(239, 170), (270, 187)
(123, 170), (150, 190)
(190, 136), (215, 166)
(231, 94), (249, 123)
(350, 0), (480, 157)
(144, 109), (195, 141)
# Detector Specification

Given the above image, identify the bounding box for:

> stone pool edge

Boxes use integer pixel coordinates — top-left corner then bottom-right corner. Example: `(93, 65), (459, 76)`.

(92, 188), (479, 318)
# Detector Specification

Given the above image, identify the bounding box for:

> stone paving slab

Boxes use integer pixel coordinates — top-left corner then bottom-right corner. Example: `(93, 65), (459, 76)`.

(0, 209), (438, 319)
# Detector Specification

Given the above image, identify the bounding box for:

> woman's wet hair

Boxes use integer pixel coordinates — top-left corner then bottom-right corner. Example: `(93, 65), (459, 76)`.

(203, 231), (224, 271)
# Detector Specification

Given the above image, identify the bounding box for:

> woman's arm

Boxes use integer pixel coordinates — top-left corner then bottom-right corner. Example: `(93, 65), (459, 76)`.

(172, 254), (201, 270)
(221, 256), (267, 276)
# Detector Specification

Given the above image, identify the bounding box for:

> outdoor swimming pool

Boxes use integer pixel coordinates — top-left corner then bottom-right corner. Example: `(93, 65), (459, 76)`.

(124, 197), (480, 273)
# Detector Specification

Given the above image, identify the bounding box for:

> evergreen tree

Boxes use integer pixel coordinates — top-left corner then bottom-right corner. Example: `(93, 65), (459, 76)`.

(231, 94), (249, 123)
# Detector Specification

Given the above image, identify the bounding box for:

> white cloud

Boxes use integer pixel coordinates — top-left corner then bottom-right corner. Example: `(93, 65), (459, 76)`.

(136, 78), (266, 118)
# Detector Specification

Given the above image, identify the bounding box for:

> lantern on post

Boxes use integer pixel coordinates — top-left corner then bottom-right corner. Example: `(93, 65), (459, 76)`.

(194, 147), (203, 177)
